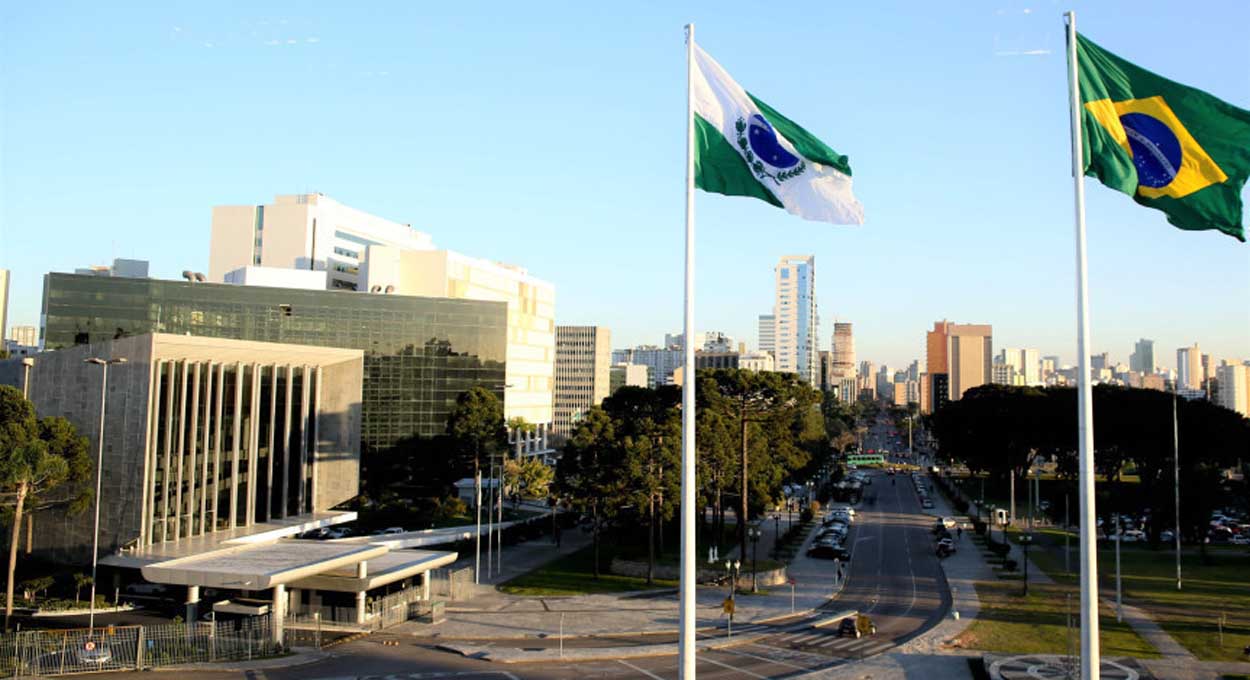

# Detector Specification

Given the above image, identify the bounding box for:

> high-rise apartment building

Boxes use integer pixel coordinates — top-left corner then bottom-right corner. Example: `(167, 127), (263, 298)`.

(1130, 339), (1155, 374)
(1215, 362), (1249, 417)
(757, 315), (775, 355)
(1091, 352), (1110, 371)
(1177, 343), (1202, 391)
(998, 348), (1041, 386)
(925, 320), (993, 410)
(613, 346), (683, 388)
(771, 256), (818, 385)
(553, 326), (612, 436)
(831, 322), (855, 379)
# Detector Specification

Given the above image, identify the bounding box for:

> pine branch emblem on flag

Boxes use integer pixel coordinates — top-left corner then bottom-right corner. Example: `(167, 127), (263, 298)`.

(692, 45), (864, 225)
(1076, 32), (1250, 241)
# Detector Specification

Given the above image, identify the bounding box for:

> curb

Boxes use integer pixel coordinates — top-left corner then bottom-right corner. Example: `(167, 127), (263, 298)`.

(437, 630), (771, 664)
(149, 649), (333, 672)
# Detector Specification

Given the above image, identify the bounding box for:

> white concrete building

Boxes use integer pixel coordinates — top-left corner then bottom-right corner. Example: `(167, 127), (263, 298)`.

(208, 193), (556, 433)
(1177, 343), (1202, 391)
(739, 351), (775, 372)
(0, 269), (8, 348)
(772, 256), (818, 385)
(1216, 362), (1249, 417)
(210, 193), (434, 291)
(8, 324), (36, 347)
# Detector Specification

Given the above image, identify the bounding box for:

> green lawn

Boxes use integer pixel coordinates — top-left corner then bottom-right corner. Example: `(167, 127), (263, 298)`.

(498, 545), (679, 596)
(1022, 527), (1250, 662)
(957, 580), (1159, 658)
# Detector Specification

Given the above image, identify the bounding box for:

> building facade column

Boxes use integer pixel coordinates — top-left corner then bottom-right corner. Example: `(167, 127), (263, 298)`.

(174, 360), (189, 541)
(199, 363), (213, 536)
(271, 583), (286, 647)
(266, 364), (277, 522)
(355, 590), (367, 625)
(281, 365), (294, 519)
(422, 573), (431, 601)
(186, 362), (201, 538)
(161, 361), (176, 542)
(230, 361), (243, 529)
(185, 585), (200, 624)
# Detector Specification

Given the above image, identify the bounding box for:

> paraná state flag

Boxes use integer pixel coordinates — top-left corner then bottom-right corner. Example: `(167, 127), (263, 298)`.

(1076, 32), (1250, 242)
(692, 45), (864, 225)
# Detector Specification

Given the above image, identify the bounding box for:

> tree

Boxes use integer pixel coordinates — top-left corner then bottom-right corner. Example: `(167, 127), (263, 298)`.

(702, 369), (816, 561)
(0, 386), (88, 629)
(73, 572), (92, 605)
(556, 407), (622, 578)
(504, 456), (553, 506)
(604, 387), (680, 584)
(20, 575), (53, 603)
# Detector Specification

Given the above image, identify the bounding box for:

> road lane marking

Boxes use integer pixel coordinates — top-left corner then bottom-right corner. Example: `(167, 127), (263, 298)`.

(861, 641), (894, 656)
(728, 645), (829, 670)
(617, 659), (668, 680)
(699, 655), (769, 678)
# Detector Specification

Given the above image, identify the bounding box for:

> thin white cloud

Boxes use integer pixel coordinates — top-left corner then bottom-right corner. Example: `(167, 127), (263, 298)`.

(286, 39), (297, 44)
(1021, 49), (1050, 55)
(1022, 7), (1033, 14)
(995, 48), (1051, 57)
(265, 39), (280, 46)
(173, 26), (182, 32)
(203, 42), (214, 48)
(306, 37), (320, 43)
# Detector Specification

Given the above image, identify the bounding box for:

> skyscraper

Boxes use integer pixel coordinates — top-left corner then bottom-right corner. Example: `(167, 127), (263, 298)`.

(925, 320), (993, 409)
(772, 256), (818, 385)
(1130, 338), (1155, 374)
(1215, 362), (1249, 417)
(553, 326), (612, 436)
(1177, 343), (1202, 391)
(758, 314), (776, 355)
(831, 322), (855, 375)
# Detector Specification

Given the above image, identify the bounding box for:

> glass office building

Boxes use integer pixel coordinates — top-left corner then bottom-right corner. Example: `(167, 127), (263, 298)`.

(42, 273), (507, 449)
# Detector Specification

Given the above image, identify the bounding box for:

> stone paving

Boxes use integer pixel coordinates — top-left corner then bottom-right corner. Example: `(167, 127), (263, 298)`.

(393, 513), (838, 641)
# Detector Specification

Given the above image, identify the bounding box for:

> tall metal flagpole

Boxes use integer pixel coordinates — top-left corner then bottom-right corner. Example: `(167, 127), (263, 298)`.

(1173, 390), (1182, 591)
(1064, 12), (1101, 680)
(679, 22), (698, 680)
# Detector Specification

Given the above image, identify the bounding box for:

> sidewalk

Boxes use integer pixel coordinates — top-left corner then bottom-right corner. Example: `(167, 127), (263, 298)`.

(394, 517), (836, 640)
(898, 473), (992, 656)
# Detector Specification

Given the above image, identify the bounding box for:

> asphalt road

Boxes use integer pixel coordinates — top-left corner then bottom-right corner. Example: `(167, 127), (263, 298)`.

(76, 419), (950, 680)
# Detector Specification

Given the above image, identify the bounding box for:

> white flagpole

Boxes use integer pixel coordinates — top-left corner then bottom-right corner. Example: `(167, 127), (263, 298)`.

(1173, 389), (1181, 591)
(679, 21), (698, 680)
(1064, 11), (1101, 680)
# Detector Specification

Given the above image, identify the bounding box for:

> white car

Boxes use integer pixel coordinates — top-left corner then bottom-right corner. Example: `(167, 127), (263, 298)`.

(940, 517), (958, 529)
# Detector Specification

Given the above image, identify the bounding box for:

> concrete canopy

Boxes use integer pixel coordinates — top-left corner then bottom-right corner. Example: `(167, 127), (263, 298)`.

(289, 549), (458, 593)
(141, 539), (387, 590)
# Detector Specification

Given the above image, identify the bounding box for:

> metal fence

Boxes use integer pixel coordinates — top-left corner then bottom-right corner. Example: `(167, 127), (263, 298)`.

(430, 566), (474, 602)
(0, 616), (278, 677)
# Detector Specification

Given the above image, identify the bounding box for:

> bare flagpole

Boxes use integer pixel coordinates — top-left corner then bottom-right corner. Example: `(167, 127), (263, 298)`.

(1173, 389), (1182, 591)
(1064, 11), (1101, 680)
(679, 21), (698, 680)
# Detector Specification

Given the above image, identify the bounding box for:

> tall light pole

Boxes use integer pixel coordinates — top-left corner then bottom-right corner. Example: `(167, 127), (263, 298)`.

(20, 358), (34, 399)
(1173, 390), (1182, 592)
(748, 524), (761, 593)
(84, 357), (126, 636)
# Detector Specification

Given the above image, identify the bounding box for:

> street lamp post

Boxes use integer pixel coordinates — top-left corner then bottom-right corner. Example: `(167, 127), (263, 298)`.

(20, 358), (34, 399)
(748, 524), (761, 593)
(84, 357), (126, 636)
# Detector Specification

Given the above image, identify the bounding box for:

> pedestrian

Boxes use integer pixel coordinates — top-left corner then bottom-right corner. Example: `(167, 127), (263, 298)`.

(957, 526), (963, 540)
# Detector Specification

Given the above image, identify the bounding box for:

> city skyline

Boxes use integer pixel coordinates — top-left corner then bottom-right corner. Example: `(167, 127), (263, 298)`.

(3, 3), (1248, 369)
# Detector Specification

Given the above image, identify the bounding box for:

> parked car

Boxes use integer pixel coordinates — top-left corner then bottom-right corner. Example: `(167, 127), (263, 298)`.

(379, 527), (406, 535)
(77, 641), (113, 665)
(921, 499), (934, 509)
(808, 544), (852, 560)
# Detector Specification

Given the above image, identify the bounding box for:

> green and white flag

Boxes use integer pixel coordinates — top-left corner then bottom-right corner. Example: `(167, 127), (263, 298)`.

(692, 45), (864, 225)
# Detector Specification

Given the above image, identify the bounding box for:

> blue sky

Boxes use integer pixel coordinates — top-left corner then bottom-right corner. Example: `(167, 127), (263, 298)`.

(2, 1), (1247, 369)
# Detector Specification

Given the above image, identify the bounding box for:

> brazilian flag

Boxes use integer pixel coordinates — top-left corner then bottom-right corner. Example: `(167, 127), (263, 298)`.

(1076, 32), (1250, 242)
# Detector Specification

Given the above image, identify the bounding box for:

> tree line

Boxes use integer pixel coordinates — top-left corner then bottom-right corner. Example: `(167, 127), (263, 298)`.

(557, 369), (837, 583)
(929, 383), (1250, 548)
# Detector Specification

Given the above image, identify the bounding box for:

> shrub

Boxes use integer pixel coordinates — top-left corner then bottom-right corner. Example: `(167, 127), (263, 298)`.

(1002, 559), (1018, 572)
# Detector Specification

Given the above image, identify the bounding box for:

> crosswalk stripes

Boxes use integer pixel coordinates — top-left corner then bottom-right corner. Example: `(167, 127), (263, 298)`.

(858, 641), (894, 656)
